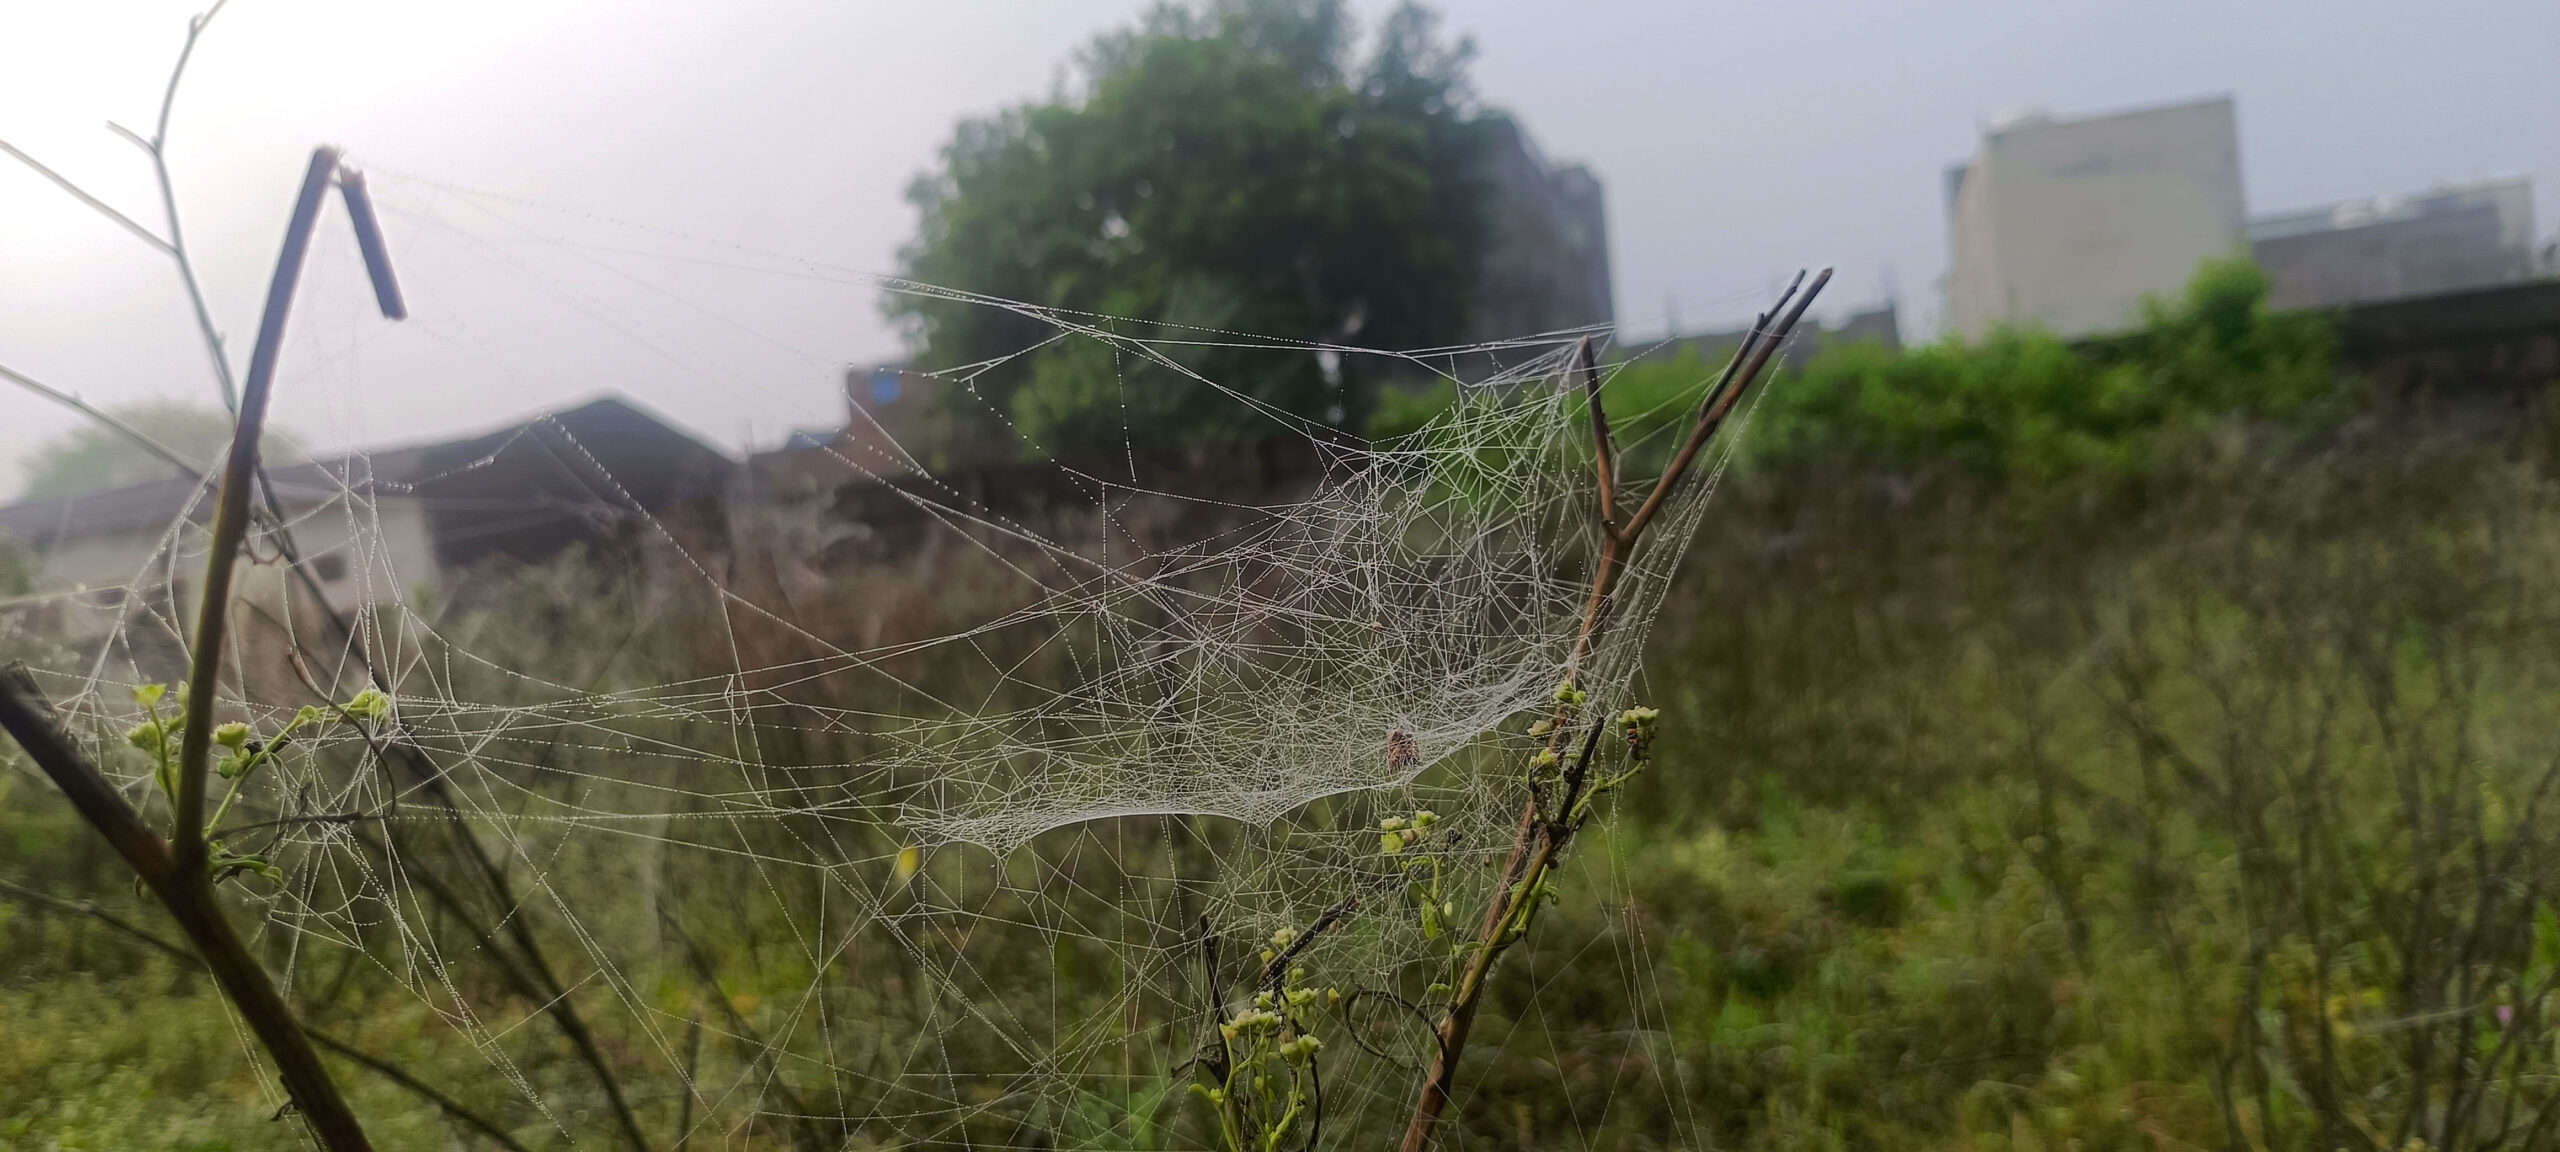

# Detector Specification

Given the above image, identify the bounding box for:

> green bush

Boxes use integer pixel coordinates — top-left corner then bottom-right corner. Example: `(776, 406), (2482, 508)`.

(1749, 257), (2335, 487)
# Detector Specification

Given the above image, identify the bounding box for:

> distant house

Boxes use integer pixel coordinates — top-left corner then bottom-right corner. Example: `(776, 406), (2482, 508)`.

(2250, 176), (2540, 310)
(0, 395), (732, 641)
(1944, 96), (2247, 338)
(737, 366), (939, 502)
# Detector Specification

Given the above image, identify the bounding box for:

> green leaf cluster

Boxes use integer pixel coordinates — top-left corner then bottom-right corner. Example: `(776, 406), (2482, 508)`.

(892, 0), (1495, 463)
(118, 682), (389, 887)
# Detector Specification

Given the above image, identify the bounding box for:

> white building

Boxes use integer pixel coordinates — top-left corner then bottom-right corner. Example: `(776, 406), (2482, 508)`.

(1944, 96), (2246, 338)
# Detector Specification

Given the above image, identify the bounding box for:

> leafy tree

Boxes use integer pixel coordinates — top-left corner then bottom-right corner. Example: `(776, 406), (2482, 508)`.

(19, 400), (299, 498)
(891, 0), (1495, 463)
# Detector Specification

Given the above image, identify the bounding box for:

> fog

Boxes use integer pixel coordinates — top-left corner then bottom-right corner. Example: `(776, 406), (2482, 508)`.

(2, 0), (2551, 493)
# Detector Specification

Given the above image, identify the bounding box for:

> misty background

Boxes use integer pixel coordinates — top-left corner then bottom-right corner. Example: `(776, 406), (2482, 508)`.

(2, 0), (2553, 496)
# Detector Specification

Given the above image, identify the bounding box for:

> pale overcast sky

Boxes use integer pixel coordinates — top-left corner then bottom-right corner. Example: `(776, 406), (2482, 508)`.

(2, 1), (2554, 495)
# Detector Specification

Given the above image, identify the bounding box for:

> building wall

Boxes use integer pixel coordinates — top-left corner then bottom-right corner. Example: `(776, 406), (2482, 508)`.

(738, 366), (941, 504)
(842, 366), (940, 475)
(1946, 97), (2246, 338)
(2333, 278), (2560, 401)
(286, 495), (446, 611)
(1470, 116), (1615, 343)
(12, 498), (442, 647)
(1549, 165), (1616, 335)
(1943, 161), (2005, 338)
(2250, 177), (2539, 310)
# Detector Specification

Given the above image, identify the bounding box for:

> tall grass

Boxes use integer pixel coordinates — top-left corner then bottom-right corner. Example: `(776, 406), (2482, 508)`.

(8, 266), (2560, 1149)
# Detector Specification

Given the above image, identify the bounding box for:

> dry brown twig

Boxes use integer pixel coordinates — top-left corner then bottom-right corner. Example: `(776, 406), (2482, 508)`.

(0, 875), (535, 1152)
(1398, 268), (1832, 1150)
(1, 9), (658, 1147)
(0, 154), (383, 1152)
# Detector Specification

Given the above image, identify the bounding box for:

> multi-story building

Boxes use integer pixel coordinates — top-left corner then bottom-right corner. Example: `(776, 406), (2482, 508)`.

(1469, 115), (1615, 343)
(1944, 96), (2247, 338)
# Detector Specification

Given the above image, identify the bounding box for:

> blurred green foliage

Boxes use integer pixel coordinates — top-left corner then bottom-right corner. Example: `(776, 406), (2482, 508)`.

(1363, 378), (1459, 441)
(18, 400), (299, 500)
(15, 255), (2560, 1149)
(1371, 258), (2336, 516)
(1748, 257), (2335, 488)
(1530, 412), (2560, 1150)
(892, 0), (1496, 463)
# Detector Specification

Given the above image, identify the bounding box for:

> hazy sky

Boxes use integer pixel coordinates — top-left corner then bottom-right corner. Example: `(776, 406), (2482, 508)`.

(2, 1), (2554, 495)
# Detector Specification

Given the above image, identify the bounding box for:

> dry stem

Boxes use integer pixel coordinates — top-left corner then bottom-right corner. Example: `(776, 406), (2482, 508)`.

(7, 16), (645, 1140)
(1398, 269), (1831, 1150)
(0, 874), (534, 1152)
(0, 146), (377, 1151)
(0, 666), (375, 1150)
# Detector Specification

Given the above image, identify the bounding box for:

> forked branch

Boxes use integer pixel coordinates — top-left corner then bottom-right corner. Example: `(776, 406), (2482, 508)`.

(1616, 268), (1813, 547)
(1399, 269), (1830, 1151)
(0, 146), (404, 1152)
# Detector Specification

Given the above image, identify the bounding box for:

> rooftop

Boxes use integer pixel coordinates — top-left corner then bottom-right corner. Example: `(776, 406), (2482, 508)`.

(0, 395), (734, 557)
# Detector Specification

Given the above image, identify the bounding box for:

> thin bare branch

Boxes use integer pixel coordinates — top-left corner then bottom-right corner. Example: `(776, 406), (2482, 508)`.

(0, 876), (194, 965)
(154, 2), (233, 149)
(1400, 269), (1832, 1152)
(1260, 896), (1361, 991)
(124, 0), (247, 412)
(0, 361), (208, 484)
(174, 147), (339, 868)
(0, 140), (174, 254)
(674, 1012), (703, 1151)
(308, 1034), (537, 1152)
(1618, 268), (1827, 544)
(105, 121), (154, 154)
(1197, 916), (1244, 1145)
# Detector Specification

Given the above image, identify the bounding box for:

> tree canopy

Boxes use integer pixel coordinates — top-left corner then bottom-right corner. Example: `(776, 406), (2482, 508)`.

(890, 0), (1495, 463)
(19, 400), (298, 499)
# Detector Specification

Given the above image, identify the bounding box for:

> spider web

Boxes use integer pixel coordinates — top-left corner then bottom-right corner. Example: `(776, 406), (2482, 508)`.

(3, 171), (1769, 1149)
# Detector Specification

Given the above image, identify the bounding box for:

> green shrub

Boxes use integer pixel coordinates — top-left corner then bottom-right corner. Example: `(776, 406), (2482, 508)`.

(1750, 257), (2334, 488)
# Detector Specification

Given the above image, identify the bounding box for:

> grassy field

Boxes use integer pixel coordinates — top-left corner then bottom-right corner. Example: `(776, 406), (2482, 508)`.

(6, 268), (2560, 1150)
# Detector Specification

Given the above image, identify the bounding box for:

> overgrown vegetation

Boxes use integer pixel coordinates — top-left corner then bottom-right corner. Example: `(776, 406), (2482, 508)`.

(1746, 257), (2336, 490)
(1554, 413), (2560, 1150)
(12, 258), (2560, 1149)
